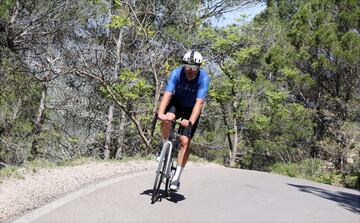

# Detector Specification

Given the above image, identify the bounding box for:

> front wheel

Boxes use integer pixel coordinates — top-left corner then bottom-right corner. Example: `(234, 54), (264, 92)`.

(164, 161), (176, 197)
(151, 143), (170, 203)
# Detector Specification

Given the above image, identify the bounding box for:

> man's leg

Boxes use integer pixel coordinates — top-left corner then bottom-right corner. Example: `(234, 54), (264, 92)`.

(177, 135), (191, 167)
(160, 112), (176, 143)
(170, 136), (190, 191)
(176, 116), (199, 168)
(170, 111), (199, 191)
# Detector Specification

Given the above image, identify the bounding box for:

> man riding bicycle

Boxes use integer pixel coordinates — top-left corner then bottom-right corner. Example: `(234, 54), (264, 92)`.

(157, 50), (210, 192)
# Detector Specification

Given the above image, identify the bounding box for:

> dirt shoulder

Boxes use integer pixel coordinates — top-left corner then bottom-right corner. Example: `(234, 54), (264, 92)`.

(0, 159), (222, 222)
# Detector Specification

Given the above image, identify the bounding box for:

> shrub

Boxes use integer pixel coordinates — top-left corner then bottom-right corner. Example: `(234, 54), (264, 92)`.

(344, 175), (359, 188)
(316, 173), (342, 185)
(271, 162), (299, 177)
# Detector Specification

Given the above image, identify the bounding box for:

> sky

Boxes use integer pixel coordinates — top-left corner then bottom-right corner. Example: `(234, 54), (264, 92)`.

(211, 2), (267, 27)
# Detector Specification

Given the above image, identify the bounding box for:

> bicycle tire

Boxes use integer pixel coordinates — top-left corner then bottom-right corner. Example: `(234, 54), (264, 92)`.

(164, 161), (176, 197)
(151, 142), (170, 203)
(164, 143), (175, 196)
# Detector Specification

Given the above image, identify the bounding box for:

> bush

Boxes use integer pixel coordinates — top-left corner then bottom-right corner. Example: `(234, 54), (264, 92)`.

(344, 175), (359, 188)
(270, 159), (349, 187)
(23, 159), (56, 172)
(271, 162), (299, 177)
(316, 173), (342, 185)
(298, 158), (324, 180)
(0, 166), (22, 179)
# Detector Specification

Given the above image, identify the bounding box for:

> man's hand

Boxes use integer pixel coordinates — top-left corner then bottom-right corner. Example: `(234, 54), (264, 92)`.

(180, 119), (191, 127)
(158, 113), (175, 121)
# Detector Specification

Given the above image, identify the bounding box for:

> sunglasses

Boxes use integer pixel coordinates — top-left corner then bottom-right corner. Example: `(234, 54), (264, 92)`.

(184, 64), (200, 71)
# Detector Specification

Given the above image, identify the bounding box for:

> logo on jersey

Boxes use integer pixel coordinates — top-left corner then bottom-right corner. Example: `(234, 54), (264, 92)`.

(177, 83), (197, 93)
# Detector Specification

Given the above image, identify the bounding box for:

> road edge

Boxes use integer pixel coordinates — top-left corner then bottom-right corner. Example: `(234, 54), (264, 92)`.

(9, 170), (154, 223)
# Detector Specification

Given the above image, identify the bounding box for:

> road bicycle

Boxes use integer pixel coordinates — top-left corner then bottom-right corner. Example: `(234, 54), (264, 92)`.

(150, 114), (192, 204)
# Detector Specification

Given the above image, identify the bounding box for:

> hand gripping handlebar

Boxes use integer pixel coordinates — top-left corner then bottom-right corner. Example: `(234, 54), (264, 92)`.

(151, 113), (192, 138)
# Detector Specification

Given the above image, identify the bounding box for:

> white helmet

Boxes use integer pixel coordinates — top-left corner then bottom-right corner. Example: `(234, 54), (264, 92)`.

(183, 50), (203, 65)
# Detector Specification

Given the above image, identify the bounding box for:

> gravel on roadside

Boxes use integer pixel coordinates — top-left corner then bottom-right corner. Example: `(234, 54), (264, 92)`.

(0, 160), (222, 222)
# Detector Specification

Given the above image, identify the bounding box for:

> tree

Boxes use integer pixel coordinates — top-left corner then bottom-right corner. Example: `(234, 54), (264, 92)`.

(1, 0), (76, 163)
(263, 0), (360, 172)
(71, 0), (259, 157)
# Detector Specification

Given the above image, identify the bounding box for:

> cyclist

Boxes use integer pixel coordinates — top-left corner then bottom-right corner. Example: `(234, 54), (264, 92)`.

(157, 50), (210, 192)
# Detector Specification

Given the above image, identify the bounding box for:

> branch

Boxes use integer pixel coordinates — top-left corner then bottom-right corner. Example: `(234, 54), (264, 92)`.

(10, 0), (20, 27)
(75, 70), (151, 147)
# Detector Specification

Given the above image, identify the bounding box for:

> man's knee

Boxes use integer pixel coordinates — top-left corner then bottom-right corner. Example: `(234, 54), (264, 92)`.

(179, 136), (190, 148)
(161, 121), (171, 129)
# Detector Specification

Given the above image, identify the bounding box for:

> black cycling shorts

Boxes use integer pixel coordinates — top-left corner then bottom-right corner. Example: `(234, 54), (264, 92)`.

(165, 99), (199, 138)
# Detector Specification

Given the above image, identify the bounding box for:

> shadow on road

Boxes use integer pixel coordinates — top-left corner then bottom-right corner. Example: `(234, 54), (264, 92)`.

(288, 183), (360, 213)
(140, 189), (186, 204)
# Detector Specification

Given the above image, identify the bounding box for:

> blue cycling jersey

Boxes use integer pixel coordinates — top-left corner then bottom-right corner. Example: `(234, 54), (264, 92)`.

(165, 66), (210, 108)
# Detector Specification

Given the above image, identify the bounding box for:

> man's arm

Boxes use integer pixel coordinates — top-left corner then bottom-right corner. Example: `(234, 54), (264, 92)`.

(158, 68), (178, 119)
(158, 92), (172, 115)
(180, 99), (204, 127)
(186, 72), (210, 125)
(189, 99), (204, 124)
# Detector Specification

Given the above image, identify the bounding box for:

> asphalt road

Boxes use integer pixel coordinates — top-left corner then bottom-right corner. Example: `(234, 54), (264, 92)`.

(12, 166), (360, 223)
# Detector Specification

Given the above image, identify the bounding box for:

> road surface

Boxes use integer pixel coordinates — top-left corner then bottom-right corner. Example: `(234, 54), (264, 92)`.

(12, 166), (360, 223)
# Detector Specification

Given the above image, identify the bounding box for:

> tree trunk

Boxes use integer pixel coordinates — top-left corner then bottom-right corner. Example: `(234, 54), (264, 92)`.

(220, 102), (233, 154)
(114, 30), (124, 158)
(230, 115), (238, 167)
(30, 85), (47, 160)
(36, 87), (47, 124)
(115, 110), (126, 159)
(12, 98), (22, 121)
(104, 23), (123, 159)
(152, 63), (162, 114)
(104, 104), (114, 159)
(229, 99), (239, 168)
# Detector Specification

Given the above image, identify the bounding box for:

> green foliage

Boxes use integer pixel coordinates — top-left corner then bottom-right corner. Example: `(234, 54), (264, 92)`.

(0, 165), (23, 180)
(344, 175), (359, 188)
(57, 157), (97, 166)
(100, 69), (153, 103)
(271, 158), (359, 188)
(23, 159), (57, 172)
(288, 0), (359, 96)
(233, 46), (261, 64)
(188, 154), (209, 164)
(0, 159), (57, 180)
(271, 162), (299, 177)
(271, 158), (324, 179)
(265, 90), (287, 105)
(244, 76), (314, 166)
(248, 0), (360, 175)
(316, 173), (342, 185)
(0, 49), (42, 164)
(208, 77), (233, 102)
(108, 15), (132, 29)
(251, 113), (270, 131)
(298, 158), (324, 178)
(0, 0), (15, 20)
